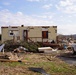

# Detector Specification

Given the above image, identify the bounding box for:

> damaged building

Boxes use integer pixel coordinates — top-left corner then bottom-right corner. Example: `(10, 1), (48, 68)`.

(1, 25), (57, 43)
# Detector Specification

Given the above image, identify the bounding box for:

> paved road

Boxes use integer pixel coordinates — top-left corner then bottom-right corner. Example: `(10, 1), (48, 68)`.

(58, 52), (76, 65)
(59, 56), (76, 65)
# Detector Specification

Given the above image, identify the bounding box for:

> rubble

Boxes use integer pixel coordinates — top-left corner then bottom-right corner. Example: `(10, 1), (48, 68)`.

(0, 46), (28, 62)
(0, 52), (26, 62)
(38, 47), (58, 53)
(13, 46), (28, 53)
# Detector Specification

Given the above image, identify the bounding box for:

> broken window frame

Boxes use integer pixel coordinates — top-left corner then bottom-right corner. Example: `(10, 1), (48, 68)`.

(9, 30), (14, 36)
(9, 30), (19, 36)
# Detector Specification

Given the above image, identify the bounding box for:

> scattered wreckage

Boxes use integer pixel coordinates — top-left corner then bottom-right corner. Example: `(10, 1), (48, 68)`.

(0, 40), (76, 63)
(0, 44), (28, 62)
(13, 46), (28, 53)
(71, 43), (76, 54)
(38, 47), (58, 53)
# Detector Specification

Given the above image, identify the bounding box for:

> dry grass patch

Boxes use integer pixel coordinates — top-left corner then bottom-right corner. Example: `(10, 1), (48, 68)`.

(0, 52), (76, 75)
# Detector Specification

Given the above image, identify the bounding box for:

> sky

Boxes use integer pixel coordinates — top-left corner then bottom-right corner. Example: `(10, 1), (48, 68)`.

(0, 0), (76, 35)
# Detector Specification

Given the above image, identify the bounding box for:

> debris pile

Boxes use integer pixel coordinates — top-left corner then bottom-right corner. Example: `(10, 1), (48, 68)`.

(38, 47), (58, 53)
(0, 46), (28, 62)
(0, 52), (26, 62)
(13, 46), (28, 53)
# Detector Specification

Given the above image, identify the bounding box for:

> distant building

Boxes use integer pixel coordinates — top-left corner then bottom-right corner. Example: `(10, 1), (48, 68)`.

(1, 25), (57, 43)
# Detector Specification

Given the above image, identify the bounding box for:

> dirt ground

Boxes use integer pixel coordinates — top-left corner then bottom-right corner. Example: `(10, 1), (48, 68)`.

(0, 50), (76, 75)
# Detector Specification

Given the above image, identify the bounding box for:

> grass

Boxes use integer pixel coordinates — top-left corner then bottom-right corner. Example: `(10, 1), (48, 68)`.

(0, 53), (76, 75)
(28, 61), (76, 75)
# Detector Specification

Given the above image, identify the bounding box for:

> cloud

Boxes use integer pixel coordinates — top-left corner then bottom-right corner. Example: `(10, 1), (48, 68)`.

(0, 9), (76, 35)
(56, 0), (76, 14)
(0, 9), (54, 27)
(3, 2), (10, 6)
(42, 4), (52, 9)
(32, 14), (53, 19)
(26, 0), (40, 2)
(0, 6), (2, 9)
(27, 0), (47, 2)
(16, 11), (23, 15)
(58, 25), (76, 35)
(59, 0), (73, 6)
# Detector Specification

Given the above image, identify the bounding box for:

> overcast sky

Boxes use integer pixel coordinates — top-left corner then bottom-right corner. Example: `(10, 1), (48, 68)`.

(0, 0), (76, 35)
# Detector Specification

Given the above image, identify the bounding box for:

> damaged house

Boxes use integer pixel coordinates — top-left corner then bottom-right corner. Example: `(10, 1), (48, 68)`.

(1, 25), (57, 43)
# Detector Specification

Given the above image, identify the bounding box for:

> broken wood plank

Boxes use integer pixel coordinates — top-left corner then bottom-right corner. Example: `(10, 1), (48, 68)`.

(0, 59), (26, 62)
(38, 47), (53, 51)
